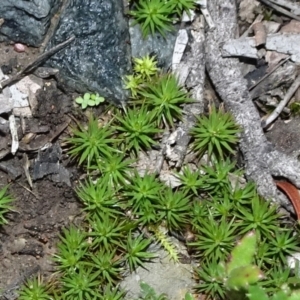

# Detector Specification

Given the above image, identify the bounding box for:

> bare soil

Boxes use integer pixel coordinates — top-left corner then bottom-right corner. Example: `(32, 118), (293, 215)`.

(0, 41), (83, 294)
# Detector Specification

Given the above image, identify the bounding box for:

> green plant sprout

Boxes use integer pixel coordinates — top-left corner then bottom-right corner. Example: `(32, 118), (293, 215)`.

(200, 158), (239, 196)
(190, 215), (237, 261)
(88, 212), (130, 252)
(176, 166), (204, 196)
(235, 194), (280, 240)
(124, 233), (157, 272)
(97, 152), (134, 187)
(76, 178), (121, 218)
(53, 225), (88, 273)
(85, 248), (123, 285)
(156, 187), (190, 230)
(75, 92), (105, 109)
(290, 102), (300, 116)
(113, 105), (162, 155)
(123, 55), (160, 98)
(191, 105), (240, 159)
(130, 0), (174, 38)
(18, 276), (51, 300)
(124, 74), (143, 98)
(123, 170), (163, 215)
(0, 185), (14, 225)
(61, 267), (102, 299)
(137, 282), (168, 300)
(136, 282), (196, 300)
(130, 0), (196, 38)
(170, 0), (196, 16)
(152, 225), (179, 262)
(139, 73), (193, 127)
(133, 55), (159, 80)
(66, 116), (117, 169)
(100, 285), (126, 300)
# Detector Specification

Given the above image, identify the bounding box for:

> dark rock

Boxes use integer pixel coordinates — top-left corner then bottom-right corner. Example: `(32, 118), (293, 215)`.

(247, 62), (297, 99)
(45, 0), (132, 104)
(0, 117), (9, 134)
(17, 242), (44, 257)
(34, 81), (72, 125)
(32, 143), (71, 186)
(129, 22), (177, 70)
(32, 144), (61, 180)
(0, 0), (60, 46)
(265, 116), (300, 156)
(0, 159), (22, 180)
(24, 119), (50, 134)
(1, 64), (12, 75)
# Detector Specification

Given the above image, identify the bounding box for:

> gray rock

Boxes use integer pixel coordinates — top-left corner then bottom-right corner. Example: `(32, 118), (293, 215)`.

(121, 245), (194, 300)
(45, 0), (132, 105)
(129, 21), (178, 70)
(32, 143), (71, 186)
(0, 0), (59, 46)
(0, 87), (13, 115)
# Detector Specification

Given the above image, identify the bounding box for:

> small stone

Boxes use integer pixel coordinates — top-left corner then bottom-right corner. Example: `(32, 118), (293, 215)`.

(10, 238), (27, 254)
(13, 43), (26, 53)
(1, 258), (11, 269)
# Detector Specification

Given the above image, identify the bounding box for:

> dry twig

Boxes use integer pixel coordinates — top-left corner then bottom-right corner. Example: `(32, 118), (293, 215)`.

(262, 74), (300, 128)
(259, 0), (300, 22)
(0, 36), (75, 91)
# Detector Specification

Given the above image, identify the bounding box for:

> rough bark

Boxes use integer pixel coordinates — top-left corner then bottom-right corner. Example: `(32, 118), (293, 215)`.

(166, 17), (205, 167)
(205, 0), (300, 212)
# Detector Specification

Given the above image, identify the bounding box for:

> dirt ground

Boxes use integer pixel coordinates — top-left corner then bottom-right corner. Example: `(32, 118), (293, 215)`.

(0, 41), (83, 294)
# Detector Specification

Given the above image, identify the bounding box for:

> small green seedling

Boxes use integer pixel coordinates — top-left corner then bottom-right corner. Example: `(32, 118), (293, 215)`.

(290, 102), (300, 116)
(75, 93), (105, 109)
(184, 293), (196, 300)
(133, 55), (159, 80)
(18, 276), (51, 300)
(0, 185), (14, 225)
(138, 282), (168, 300)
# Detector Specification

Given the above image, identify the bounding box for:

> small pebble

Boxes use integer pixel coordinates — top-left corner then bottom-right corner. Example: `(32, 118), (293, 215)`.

(1, 258), (11, 269)
(14, 43), (26, 53)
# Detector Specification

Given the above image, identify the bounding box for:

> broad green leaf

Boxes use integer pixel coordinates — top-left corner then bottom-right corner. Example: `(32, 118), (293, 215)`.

(246, 285), (268, 300)
(289, 291), (300, 300)
(75, 97), (84, 104)
(83, 93), (90, 101)
(226, 265), (263, 290)
(227, 231), (256, 273)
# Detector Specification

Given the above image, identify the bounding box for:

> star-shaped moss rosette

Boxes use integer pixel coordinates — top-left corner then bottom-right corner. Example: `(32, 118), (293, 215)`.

(130, 0), (174, 38)
(139, 73), (193, 127)
(191, 106), (240, 159)
(133, 55), (159, 80)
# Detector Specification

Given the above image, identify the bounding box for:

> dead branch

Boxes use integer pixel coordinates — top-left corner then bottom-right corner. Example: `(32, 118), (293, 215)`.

(262, 74), (300, 128)
(0, 35), (75, 91)
(206, 0), (300, 214)
(259, 0), (300, 22)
